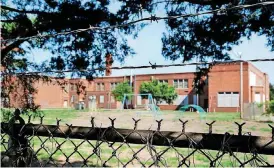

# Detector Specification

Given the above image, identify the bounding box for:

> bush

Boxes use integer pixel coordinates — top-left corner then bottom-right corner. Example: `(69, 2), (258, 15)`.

(1, 108), (13, 122)
(264, 100), (274, 116)
(112, 81), (133, 102)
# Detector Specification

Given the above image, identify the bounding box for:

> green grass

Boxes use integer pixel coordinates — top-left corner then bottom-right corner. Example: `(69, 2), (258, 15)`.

(167, 111), (241, 121)
(260, 127), (271, 132)
(249, 126), (257, 131)
(2, 108), (273, 166)
(2, 134), (273, 167)
(21, 108), (86, 125)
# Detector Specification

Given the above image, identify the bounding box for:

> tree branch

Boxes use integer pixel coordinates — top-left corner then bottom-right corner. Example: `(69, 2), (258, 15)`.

(176, 0), (233, 5)
(1, 40), (25, 61)
(1, 5), (48, 14)
(1, 19), (20, 23)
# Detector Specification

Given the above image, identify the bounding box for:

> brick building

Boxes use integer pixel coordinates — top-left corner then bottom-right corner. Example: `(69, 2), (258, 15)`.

(4, 62), (269, 112)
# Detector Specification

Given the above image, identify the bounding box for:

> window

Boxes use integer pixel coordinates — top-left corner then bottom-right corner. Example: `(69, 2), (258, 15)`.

(111, 82), (118, 90)
(159, 80), (168, 84)
(100, 95), (104, 103)
(217, 92), (239, 107)
(96, 83), (105, 91)
(249, 71), (256, 86)
(173, 79), (188, 89)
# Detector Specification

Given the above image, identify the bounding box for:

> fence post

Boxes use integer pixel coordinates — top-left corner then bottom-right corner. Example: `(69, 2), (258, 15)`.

(7, 109), (29, 167)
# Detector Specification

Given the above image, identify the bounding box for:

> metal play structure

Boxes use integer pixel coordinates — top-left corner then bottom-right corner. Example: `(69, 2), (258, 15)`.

(178, 104), (207, 120)
(121, 93), (162, 119)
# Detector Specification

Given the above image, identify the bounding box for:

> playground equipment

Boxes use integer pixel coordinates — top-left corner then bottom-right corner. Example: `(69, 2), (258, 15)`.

(179, 104), (206, 113)
(178, 104), (207, 119)
(121, 94), (162, 119)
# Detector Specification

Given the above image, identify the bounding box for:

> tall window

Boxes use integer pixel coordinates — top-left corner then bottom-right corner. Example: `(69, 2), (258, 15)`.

(218, 92), (239, 107)
(100, 95), (104, 103)
(159, 80), (168, 84)
(173, 79), (188, 89)
(111, 82), (118, 90)
(96, 83), (105, 91)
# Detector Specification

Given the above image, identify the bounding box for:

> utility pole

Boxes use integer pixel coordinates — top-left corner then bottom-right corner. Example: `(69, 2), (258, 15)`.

(240, 54), (243, 118)
(233, 51), (243, 118)
(130, 69), (133, 107)
(196, 56), (199, 106)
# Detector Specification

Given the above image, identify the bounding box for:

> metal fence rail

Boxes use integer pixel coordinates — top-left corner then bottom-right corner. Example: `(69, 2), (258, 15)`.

(1, 112), (274, 167)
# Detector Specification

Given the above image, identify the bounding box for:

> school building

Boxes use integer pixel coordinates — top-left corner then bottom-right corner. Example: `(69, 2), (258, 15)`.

(27, 60), (269, 113)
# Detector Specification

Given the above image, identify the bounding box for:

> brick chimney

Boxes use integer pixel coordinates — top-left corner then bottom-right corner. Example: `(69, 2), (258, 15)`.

(105, 53), (113, 76)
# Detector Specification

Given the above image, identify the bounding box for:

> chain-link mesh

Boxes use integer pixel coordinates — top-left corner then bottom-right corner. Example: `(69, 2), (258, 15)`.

(1, 112), (274, 167)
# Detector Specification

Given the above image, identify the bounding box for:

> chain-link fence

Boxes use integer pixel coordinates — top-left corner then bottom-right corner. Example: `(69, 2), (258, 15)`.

(1, 110), (274, 167)
(243, 103), (264, 120)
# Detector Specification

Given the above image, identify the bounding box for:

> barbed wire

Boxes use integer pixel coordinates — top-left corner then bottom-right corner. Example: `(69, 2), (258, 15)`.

(2, 1), (274, 43)
(1, 58), (274, 76)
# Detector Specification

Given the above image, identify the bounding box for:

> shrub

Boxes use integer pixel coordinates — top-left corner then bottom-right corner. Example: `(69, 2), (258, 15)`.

(1, 108), (13, 122)
(265, 100), (274, 116)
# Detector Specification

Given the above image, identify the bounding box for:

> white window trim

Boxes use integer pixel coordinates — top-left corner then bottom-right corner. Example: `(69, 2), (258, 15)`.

(173, 79), (188, 89)
(99, 95), (104, 103)
(217, 92), (239, 107)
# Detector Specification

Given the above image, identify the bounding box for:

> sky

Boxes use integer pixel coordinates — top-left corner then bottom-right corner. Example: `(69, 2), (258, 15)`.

(30, 22), (274, 83)
(27, 3), (274, 83)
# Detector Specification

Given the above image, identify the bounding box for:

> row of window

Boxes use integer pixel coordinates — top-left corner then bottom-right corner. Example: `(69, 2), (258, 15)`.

(71, 91), (242, 107)
(159, 79), (189, 89)
(71, 79), (189, 92)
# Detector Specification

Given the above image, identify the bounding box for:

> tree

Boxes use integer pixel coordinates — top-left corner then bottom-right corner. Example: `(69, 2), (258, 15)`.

(1, 0), (273, 112)
(270, 83), (274, 101)
(139, 80), (178, 105)
(112, 82), (133, 102)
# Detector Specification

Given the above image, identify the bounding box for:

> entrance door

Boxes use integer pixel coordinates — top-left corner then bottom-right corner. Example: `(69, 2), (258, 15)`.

(89, 96), (97, 110)
(63, 100), (68, 108)
(255, 92), (261, 103)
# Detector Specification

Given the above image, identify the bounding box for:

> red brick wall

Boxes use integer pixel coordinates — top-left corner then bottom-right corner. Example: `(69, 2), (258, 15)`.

(208, 63), (249, 112)
(33, 81), (64, 108)
(248, 64), (269, 103)
(208, 62), (269, 112)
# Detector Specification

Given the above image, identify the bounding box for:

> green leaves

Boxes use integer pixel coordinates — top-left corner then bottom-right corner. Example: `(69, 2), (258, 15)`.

(270, 83), (274, 101)
(112, 81), (133, 102)
(139, 80), (178, 105)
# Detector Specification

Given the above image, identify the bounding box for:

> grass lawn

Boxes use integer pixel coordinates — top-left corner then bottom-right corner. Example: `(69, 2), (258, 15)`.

(20, 109), (242, 125)
(19, 108), (88, 125)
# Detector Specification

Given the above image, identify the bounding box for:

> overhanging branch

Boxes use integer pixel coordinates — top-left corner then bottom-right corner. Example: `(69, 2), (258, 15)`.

(1, 5), (49, 14)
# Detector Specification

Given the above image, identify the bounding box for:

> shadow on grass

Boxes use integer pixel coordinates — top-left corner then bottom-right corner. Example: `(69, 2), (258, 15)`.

(1, 153), (110, 167)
